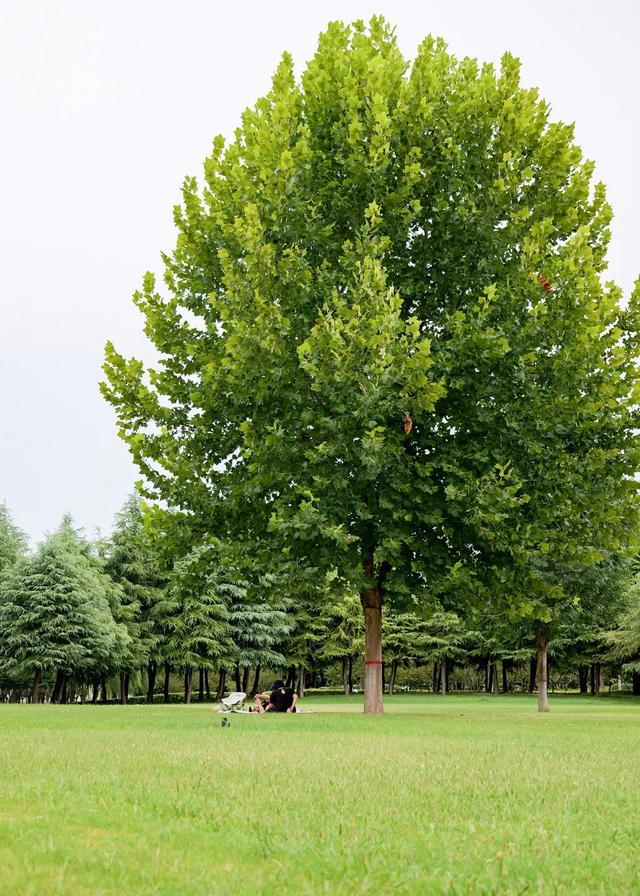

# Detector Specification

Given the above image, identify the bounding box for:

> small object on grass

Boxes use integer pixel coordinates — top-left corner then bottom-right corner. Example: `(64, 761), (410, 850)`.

(221, 717), (230, 728)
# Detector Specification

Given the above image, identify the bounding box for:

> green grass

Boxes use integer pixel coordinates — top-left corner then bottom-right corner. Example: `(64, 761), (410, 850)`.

(1, 694), (639, 895)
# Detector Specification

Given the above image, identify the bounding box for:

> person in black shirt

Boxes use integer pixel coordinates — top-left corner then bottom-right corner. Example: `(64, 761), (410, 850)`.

(251, 679), (298, 713)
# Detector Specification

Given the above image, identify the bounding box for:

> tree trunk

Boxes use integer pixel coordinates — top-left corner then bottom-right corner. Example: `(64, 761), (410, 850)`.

(52, 669), (65, 703)
(491, 662), (499, 694)
(528, 657), (537, 693)
(433, 662), (440, 693)
(388, 658), (399, 695)
(594, 662), (602, 696)
(502, 660), (509, 694)
(441, 657), (448, 695)
(286, 665), (296, 689)
(578, 664), (588, 694)
(296, 665), (305, 699)
(483, 659), (490, 692)
(184, 667), (193, 704)
(535, 625), (550, 712)
(91, 677), (100, 704)
(205, 669), (211, 700)
(216, 668), (226, 701)
(342, 656), (350, 695)
(251, 665), (260, 696)
(100, 675), (107, 703)
(348, 656), (353, 694)
(241, 666), (250, 694)
(632, 671), (640, 696)
(361, 585), (383, 714)
(198, 667), (205, 702)
(119, 670), (129, 705)
(590, 663), (596, 695)
(163, 663), (171, 703)
(31, 668), (41, 703)
(234, 663), (241, 692)
(146, 661), (157, 704)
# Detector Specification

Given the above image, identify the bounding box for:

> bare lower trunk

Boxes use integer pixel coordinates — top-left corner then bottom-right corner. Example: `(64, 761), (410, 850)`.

(491, 662), (499, 694)
(163, 663), (171, 703)
(633, 671), (640, 696)
(348, 656), (353, 694)
(502, 660), (509, 693)
(535, 625), (550, 713)
(100, 675), (107, 703)
(31, 668), (41, 703)
(216, 668), (226, 700)
(251, 665), (261, 697)
(388, 658), (399, 695)
(361, 590), (383, 714)
(198, 667), (205, 701)
(342, 656), (350, 695)
(296, 665), (305, 699)
(119, 670), (129, 705)
(528, 657), (537, 693)
(91, 678), (99, 704)
(146, 661), (157, 704)
(241, 666), (250, 694)
(184, 667), (193, 704)
(234, 663), (241, 692)
(286, 666), (296, 689)
(52, 669), (65, 704)
(578, 664), (588, 694)
(441, 657), (447, 695)
(433, 662), (440, 693)
(205, 669), (211, 700)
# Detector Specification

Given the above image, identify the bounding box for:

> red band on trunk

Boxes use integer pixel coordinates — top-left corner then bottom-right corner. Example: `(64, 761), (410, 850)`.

(364, 661), (383, 665)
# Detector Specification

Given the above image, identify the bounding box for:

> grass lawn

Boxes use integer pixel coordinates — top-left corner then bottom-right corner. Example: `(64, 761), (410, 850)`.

(1, 693), (639, 895)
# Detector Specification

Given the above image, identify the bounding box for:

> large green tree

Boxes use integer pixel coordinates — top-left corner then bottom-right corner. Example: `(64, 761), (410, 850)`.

(103, 19), (640, 712)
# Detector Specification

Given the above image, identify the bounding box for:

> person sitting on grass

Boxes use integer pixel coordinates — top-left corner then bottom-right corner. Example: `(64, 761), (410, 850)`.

(251, 679), (298, 713)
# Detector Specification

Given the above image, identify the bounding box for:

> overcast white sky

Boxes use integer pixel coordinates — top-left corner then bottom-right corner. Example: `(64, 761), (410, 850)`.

(1, 0), (638, 547)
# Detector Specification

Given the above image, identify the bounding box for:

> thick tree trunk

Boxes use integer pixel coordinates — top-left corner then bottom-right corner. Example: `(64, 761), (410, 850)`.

(594, 662), (602, 696)
(433, 662), (440, 693)
(251, 665), (260, 697)
(590, 664), (596, 695)
(119, 670), (129, 705)
(528, 657), (537, 693)
(234, 663), (241, 692)
(361, 588), (383, 714)
(491, 662), (499, 694)
(216, 668), (226, 701)
(241, 666), (250, 694)
(296, 665), (305, 698)
(100, 675), (107, 703)
(535, 625), (550, 712)
(163, 663), (171, 703)
(198, 667), (205, 702)
(388, 658), (399, 695)
(502, 660), (509, 694)
(441, 657), (448, 695)
(348, 656), (353, 694)
(205, 669), (211, 700)
(342, 657), (350, 695)
(31, 668), (41, 703)
(483, 660), (490, 692)
(91, 677), (100, 704)
(578, 664), (588, 694)
(184, 667), (193, 704)
(147, 661), (157, 704)
(52, 669), (65, 704)
(286, 666), (296, 689)
(633, 671), (640, 696)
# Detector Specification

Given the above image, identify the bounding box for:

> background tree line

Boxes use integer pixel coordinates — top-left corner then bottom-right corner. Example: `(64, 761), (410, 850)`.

(2, 497), (639, 704)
